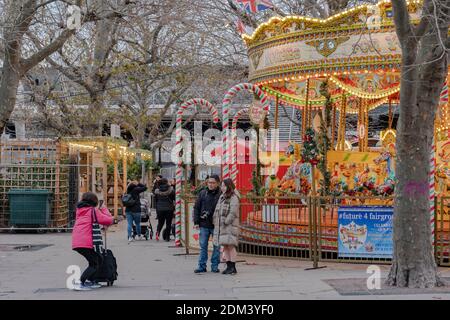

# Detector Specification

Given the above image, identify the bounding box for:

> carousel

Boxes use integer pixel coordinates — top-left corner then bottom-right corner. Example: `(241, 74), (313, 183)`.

(236, 0), (450, 252)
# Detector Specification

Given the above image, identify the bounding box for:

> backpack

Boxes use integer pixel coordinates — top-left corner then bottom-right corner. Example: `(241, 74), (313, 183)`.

(121, 193), (137, 207)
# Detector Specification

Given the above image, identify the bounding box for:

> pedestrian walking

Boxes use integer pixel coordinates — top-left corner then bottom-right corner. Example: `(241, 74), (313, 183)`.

(213, 178), (240, 275)
(154, 178), (175, 241)
(193, 174), (221, 273)
(124, 180), (147, 243)
(72, 192), (113, 291)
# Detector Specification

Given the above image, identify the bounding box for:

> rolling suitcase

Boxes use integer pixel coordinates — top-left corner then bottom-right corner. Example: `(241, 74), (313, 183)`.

(93, 228), (118, 286)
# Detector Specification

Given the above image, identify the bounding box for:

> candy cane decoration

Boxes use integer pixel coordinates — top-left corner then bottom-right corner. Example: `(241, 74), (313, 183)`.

(430, 137), (436, 246)
(175, 99), (220, 247)
(231, 108), (249, 184)
(222, 83), (269, 180)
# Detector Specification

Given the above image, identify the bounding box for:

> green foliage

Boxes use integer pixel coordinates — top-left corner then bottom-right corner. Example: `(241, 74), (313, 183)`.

(301, 128), (320, 164)
(318, 80), (333, 196)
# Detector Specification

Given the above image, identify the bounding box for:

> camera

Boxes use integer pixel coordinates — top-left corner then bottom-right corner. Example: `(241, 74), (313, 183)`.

(200, 210), (210, 219)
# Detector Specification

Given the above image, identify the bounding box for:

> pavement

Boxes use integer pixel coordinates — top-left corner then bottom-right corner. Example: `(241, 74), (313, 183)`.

(1, 216), (450, 300)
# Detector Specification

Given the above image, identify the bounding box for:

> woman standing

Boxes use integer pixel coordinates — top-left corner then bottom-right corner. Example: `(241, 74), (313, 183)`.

(154, 178), (175, 241)
(72, 192), (113, 290)
(213, 178), (240, 275)
(126, 181), (147, 243)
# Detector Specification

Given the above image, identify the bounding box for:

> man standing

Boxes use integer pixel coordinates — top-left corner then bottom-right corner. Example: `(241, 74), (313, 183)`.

(152, 175), (163, 193)
(193, 175), (221, 273)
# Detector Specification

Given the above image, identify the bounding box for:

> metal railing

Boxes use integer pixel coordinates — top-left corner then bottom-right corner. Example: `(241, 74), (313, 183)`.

(237, 194), (395, 265)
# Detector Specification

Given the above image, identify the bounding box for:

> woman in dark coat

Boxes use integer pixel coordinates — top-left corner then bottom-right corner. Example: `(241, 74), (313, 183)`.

(154, 178), (176, 241)
(126, 181), (147, 243)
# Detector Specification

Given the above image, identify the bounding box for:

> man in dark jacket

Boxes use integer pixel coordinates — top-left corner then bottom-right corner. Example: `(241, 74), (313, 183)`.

(152, 175), (163, 193)
(154, 178), (175, 241)
(193, 174), (221, 273)
(126, 181), (147, 243)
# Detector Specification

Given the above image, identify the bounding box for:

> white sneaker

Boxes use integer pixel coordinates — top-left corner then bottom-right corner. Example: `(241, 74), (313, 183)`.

(128, 237), (134, 243)
(73, 283), (92, 291)
(84, 281), (102, 289)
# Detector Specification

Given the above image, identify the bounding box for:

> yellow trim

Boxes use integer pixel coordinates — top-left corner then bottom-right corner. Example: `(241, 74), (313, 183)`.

(243, 0), (422, 47)
(329, 76), (400, 99)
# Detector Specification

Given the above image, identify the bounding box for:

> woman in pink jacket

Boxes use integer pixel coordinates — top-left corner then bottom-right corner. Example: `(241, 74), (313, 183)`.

(72, 192), (113, 291)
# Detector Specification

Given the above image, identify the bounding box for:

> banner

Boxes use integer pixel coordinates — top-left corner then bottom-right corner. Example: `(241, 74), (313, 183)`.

(338, 206), (393, 258)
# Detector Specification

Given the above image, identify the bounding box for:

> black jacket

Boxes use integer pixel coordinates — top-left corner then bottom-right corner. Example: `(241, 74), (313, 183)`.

(154, 183), (175, 213)
(193, 187), (221, 228)
(126, 183), (147, 213)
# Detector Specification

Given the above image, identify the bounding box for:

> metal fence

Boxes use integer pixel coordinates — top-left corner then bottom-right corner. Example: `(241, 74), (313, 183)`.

(237, 194), (395, 265)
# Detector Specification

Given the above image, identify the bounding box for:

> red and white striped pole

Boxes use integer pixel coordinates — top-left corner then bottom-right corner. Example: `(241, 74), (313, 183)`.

(222, 83), (269, 180)
(175, 99), (220, 247)
(430, 137), (436, 246)
(231, 108), (249, 185)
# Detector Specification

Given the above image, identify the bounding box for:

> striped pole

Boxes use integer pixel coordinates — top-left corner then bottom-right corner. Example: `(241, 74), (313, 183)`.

(175, 99), (220, 247)
(430, 137), (436, 246)
(222, 83), (269, 180)
(231, 108), (249, 185)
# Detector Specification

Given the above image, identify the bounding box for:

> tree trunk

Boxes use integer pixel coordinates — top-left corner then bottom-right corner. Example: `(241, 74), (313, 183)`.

(0, 65), (22, 134)
(387, 0), (449, 288)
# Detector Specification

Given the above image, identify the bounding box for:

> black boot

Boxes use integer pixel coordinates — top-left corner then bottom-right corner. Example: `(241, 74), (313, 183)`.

(230, 262), (237, 274)
(222, 261), (233, 274)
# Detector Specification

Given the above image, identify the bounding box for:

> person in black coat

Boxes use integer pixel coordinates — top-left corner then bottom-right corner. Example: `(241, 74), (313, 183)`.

(193, 174), (221, 273)
(126, 181), (147, 243)
(154, 178), (175, 241)
(152, 175), (163, 193)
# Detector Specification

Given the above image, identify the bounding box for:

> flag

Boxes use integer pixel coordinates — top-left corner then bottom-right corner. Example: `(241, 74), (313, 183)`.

(236, 0), (274, 14)
(235, 18), (253, 35)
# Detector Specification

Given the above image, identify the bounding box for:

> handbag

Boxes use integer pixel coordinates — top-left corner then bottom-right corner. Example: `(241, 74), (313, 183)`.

(92, 208), (104, 254)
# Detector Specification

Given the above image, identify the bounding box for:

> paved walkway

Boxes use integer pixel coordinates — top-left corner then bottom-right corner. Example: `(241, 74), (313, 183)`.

(1, 219), (450, 300)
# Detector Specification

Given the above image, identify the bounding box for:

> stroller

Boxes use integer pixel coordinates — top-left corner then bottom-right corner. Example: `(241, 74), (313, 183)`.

(132, 197), (154, 240)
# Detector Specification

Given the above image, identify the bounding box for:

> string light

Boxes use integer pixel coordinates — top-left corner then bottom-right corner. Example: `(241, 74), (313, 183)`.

(66, 139), (152, 160)
(243, 0), (422, 44)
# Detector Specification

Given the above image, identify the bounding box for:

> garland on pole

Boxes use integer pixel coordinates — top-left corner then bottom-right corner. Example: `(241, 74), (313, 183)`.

(301, 128), (320, 165)
(318, 80), (332, 196)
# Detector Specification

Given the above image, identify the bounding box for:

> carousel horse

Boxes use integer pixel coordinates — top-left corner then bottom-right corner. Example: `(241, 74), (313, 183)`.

(374, 149), (396, 183)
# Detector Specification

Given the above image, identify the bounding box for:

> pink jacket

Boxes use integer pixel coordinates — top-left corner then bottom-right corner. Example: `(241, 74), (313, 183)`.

(72, 206), (114, 249)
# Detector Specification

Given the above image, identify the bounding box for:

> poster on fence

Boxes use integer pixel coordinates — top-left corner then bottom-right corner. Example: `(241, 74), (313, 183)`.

(338, 206), (393, 258)
(185, 202), (215, 250)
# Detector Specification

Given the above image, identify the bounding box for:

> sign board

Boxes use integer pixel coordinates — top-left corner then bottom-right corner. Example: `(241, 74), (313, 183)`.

(338, 206), (393, 258)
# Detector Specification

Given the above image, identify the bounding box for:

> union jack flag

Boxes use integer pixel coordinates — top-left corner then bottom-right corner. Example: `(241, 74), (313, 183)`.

(236, 0), (274, 14)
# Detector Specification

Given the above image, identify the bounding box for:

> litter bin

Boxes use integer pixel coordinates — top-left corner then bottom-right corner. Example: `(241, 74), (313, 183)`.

(8, 189), (52, 227)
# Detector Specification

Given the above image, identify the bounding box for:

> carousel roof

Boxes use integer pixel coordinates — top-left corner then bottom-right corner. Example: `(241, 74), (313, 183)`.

(242, 0), (449, 113)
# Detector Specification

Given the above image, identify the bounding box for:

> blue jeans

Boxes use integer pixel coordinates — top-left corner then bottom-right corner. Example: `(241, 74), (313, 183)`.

(126, 211), (141, 238)
(197, 227), (220, 271)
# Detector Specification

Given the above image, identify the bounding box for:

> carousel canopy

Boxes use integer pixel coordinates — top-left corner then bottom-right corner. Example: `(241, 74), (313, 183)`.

(242, 0), (449, 114)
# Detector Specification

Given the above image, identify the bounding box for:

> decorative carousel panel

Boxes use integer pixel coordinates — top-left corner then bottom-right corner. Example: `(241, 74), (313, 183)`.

(244, 0), (423, 83)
